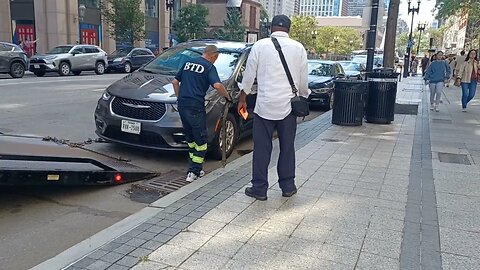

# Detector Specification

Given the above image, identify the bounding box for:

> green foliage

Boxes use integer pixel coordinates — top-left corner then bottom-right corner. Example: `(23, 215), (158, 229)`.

(260, 7), (269, 21)
(173, 4), (209, 43)
(290, 15), (318, 49)
(101, 0), (146, 43)
(215, 8), (246, 42)
(436, 0), (479, 20)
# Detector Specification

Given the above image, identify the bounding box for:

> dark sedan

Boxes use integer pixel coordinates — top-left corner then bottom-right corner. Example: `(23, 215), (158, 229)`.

(307, 60), (345, 110)
(95, 40), (255, 159)
(107, 47), (155, 73)
(338, 61), (365, 80)
(0, 42), (28, 78)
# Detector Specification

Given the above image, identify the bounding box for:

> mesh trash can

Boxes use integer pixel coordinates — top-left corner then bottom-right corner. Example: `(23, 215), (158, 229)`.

(366, 68), (399, 124)
(332, 80), (367, 126)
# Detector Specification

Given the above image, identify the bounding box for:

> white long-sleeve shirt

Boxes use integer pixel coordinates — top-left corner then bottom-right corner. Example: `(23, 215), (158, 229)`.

(241, 31), (310, 120)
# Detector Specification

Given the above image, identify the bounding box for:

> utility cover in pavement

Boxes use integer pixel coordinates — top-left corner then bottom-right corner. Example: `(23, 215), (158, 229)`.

(130, 170), (188, 203)
(438, 152), (471, 165)
(394, 104), (418, 115)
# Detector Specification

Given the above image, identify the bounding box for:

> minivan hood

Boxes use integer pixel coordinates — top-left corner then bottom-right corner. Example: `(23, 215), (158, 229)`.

(107, 72), (178, 103)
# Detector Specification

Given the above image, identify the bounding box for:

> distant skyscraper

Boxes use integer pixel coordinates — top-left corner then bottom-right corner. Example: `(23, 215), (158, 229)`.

(294, 0), (301, 15)
(299, 0), (345, 17)
(348, 0), (388, 17)
(259, 0), (295, 18)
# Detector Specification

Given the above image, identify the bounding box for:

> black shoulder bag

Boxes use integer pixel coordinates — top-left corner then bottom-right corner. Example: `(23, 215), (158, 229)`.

(271, 37), (309, 117)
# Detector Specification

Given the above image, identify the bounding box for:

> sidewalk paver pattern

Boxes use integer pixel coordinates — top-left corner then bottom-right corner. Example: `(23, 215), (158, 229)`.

(63, 77), (480, 270)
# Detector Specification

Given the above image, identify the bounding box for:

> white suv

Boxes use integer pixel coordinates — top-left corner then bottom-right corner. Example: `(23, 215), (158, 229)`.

(29, 45), (108, 77)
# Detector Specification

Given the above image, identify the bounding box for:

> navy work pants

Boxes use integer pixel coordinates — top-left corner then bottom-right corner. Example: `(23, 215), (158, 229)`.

(251, 113), (297, 197)
(178, 107), (208, 176)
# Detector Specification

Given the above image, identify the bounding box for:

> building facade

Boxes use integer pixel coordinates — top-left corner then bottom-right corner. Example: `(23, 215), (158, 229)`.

(0, 0), (201, 55)
(258, 0), (295, 19)
(299, 0), (345, 17)
(347, 0), (387, 17)
(442, 13), (468, 53)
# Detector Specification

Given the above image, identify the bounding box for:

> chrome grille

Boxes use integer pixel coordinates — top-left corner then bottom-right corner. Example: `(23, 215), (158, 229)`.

(111, 97), (166, 121)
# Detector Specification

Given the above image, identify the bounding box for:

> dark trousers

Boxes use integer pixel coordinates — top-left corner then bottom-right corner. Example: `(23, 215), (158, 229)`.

(251, 113), (297, 197)
(178, 107), (208, 175)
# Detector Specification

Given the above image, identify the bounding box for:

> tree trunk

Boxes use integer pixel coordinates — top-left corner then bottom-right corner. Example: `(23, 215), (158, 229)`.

(383, 0), (400, 68)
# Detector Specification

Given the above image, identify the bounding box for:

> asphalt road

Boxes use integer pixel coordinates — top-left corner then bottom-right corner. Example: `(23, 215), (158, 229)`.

(0, 72), (324, 270)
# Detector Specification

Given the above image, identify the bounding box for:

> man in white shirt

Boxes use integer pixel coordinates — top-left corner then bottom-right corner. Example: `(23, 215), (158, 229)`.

(237, 15), (310, 201)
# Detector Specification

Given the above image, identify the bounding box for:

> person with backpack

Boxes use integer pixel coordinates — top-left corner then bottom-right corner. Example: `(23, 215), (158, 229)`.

(424, 51), (451, 112)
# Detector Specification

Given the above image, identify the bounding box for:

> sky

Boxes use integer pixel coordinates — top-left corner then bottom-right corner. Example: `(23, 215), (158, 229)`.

(398, 0), (437, 30)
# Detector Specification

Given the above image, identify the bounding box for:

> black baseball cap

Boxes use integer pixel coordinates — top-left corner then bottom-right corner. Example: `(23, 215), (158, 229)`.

(271, 15), (291, 30)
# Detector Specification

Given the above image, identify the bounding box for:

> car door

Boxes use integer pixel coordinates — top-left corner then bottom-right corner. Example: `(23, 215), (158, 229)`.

(84, 46), (99, 70)
(0, 44), (13, 72)
(129, 49), (144, 69)
(234, 50), (256, 131)
(69, 46), (88, 70)
(138, 49), (155, 67)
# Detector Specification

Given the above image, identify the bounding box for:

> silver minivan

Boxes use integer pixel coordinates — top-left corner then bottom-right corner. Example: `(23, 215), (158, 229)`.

(29, 44), (108, 77)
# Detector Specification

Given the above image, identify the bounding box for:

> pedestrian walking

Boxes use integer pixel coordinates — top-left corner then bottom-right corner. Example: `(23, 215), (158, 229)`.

(172, 45), (232, 182)
(424, 51), (451, 112)
(421, 54), (430, 76)
(456, 49), (479, 112)
(410, 56), (419, 76)
(237, 15), (310, 201)
(446, 54), (457, 87)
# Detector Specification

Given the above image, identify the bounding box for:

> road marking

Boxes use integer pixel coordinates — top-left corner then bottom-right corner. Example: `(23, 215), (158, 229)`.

(0, 103), (24, 109)
(0, 77), (122, 86)
(91, 88), (106, 92)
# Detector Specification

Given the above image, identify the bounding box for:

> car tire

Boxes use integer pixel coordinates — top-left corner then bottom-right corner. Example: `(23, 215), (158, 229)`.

(9, 62), (25, 78)
(72, 71), (82, 76)
(124, 62), (132, 73)
(34, 71), (46, 77)
(210, 113), (238, 160)
(58, 62), (70, 76)
(95, 61), (105, 75)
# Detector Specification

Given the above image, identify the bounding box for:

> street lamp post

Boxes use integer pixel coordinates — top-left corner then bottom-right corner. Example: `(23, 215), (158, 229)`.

(333, 36), (339, 59)
(403, 0), (421, 78)
(312, 30), (317, 58)
(166, 0), (175, 47)
(416, 23), (426, 55)
(349, 40), (354, 52)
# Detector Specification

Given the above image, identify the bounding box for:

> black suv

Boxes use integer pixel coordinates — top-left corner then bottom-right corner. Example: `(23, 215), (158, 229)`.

(95, 40), (255, 159)
(0, 42), (28, 78)
(107, 47), (155, 73)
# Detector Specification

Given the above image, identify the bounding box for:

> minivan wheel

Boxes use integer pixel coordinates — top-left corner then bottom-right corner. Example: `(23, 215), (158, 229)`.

(124, 62), (132, 73)
(34, 71), (46, 77)
(210, 113), (238, 160)
(95, 62), (105, 75)
(9, 62), (25, 78)
(58, 62), (70, 76)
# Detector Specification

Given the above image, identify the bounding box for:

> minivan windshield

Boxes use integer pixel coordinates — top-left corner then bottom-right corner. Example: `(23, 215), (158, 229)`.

(308, 62), (332, 76)
(141, 47), (240, 81)
(110, 48), (133, 58)
(46, 46), (73, 54)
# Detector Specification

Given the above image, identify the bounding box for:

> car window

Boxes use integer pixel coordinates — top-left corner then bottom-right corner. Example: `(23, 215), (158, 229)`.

(142, 47), (240, 81)
(138, 50), (152, 56)
(0, 44), (13, 52)
(110, 48), (132, 57)
(308, 62), (332, 76)
(85, 47), (99, 53)
(47, 46), (74, 54)
(131, 50), (141, 56)
(71, 47), (85, 54)
(335, 64), (343, 75)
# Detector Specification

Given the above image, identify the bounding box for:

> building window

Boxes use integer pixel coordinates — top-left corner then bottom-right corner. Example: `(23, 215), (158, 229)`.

(79, 0), (100, 8)
(145, 0), (159, 18)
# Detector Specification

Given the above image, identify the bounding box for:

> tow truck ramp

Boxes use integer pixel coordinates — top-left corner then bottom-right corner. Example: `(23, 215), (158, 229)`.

(0, 134), (157, 186)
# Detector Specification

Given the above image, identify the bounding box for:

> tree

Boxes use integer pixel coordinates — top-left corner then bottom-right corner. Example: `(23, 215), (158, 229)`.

(173, 4), (209, 43)
(314, 26), (363, 55)
(101, 0), (146, 44)
(384, 0), (401, 68)
(290, 15), (318, 50)
(215, 8), (246, 42)
(260, 7), (269, 22)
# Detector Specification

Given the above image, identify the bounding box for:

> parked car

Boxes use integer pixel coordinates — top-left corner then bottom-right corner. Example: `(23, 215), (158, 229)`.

(29, 44), (108, 77)
(351, 54), (383, 67)
(0, 42), (28, 78)
(338, 61), (366, 80)
(94, 40), (255, 159)
(307, 60), (345, 110)
(107, 47), (155, 73)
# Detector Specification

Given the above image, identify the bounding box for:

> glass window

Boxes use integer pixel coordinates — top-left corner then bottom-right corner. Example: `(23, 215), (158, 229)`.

(142, 47), (240, 81)
(308, 62), (332, 76)
(110, 48), (133, 58)
(0, 44), (13, 51)
(85, 46), (99, 53)
(47, 46), (74, 54)
(79, 0), (100, 8)
(145, 0), (159, 17)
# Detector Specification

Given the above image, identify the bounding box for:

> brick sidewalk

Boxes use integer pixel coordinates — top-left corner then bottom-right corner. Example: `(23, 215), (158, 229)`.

(40, 76), (480, 270)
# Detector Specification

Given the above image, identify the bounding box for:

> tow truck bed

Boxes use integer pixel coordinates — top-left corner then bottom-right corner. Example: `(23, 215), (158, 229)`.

(0, 134), (157, 186)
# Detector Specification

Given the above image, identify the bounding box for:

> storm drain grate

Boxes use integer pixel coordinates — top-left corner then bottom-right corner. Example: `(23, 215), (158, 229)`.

(395, 104), (419, 115)
(438, 152), (471, 165)
(129, 170), (189, 203)
(432, 119), (452, 124)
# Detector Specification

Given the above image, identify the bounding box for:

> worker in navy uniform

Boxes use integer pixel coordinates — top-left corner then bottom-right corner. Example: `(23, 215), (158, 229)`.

(172, 45), (232, 182)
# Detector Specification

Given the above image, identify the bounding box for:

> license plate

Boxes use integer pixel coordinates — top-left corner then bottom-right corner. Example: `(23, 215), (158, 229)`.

(34, 64), (40, 68)
(121, 120), (141, 134)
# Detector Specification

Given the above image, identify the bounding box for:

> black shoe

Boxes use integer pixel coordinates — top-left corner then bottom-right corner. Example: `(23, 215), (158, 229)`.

(245, 187), (267, 201)
(282, 188), (298, 197)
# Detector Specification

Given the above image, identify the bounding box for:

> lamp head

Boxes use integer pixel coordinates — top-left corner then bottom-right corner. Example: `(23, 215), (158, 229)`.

(78, 4), (86, 18)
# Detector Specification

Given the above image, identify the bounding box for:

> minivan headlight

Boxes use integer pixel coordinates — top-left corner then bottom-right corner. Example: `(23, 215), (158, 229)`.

(102, 90), (111, 101)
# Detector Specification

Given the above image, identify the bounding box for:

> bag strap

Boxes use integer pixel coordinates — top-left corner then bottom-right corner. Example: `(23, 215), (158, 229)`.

(271, 37), (298, 96)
